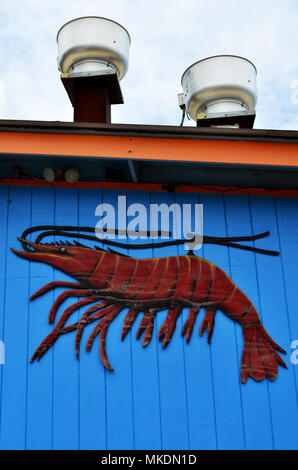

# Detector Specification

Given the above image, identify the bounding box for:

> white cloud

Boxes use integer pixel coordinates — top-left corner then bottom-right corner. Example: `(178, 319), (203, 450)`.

(0, 0), (298, 129)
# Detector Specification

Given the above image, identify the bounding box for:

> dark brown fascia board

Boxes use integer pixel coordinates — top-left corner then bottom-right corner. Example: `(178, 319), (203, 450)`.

(0, 119), (297, 143)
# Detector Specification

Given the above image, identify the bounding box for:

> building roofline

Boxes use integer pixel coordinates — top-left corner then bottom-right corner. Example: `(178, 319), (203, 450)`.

(1, 119), (298, 191)
(0, 119), (298, 143)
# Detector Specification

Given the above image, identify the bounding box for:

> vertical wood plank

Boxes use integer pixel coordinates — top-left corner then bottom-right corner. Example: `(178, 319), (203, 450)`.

(0, 187), (9, 447)
(150, 191), (189, 450)
(250, 196), (298, 449)
(0, 186), (31, 449)
(125, 190), (162, 450)
(224, 194), (274, 449)
(102, 189), (134, 450)
(199, 193), (245, 450)
(52, 187), (79, 450)
(78, 188), (107, 450)
(26, 187), (55, 449)
(175, 191), (217, 450)
(275, 197), (298, 396)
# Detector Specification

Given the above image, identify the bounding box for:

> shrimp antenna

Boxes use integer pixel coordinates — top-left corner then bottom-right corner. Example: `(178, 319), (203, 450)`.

(19, 225), (279, 256)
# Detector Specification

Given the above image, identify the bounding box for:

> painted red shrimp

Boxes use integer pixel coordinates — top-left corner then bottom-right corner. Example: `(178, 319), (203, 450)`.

(12, 238), (287, 383)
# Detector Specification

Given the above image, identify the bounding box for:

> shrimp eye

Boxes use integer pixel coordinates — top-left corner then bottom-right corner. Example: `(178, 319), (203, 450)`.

(58, 246), (67, 254)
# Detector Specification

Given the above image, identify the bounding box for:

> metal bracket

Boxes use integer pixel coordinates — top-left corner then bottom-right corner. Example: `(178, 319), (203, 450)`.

(127, 160), (138, 183)
(197, 110), (256, 129)
(61, 70), (124, 107)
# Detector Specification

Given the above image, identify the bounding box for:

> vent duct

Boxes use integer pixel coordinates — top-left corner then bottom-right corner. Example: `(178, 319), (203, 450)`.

(57, 16), (131, 124)
(179, 55), (257, 128)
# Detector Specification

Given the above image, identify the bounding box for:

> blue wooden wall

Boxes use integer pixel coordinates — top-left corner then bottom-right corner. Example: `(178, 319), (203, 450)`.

(0, 184), (297, 450)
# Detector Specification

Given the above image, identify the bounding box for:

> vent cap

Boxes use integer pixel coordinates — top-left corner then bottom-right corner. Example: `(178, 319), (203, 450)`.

(181, 55), (257, 122)
(57, 16), (131, 79)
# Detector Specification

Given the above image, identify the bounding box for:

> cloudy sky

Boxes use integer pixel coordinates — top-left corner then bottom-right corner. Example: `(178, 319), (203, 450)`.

(0, 0), (298, 130)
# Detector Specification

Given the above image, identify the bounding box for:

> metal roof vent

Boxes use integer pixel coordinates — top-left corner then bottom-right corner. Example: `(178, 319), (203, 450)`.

(57, 16), (131, 123)
(179, 55), (257, 128)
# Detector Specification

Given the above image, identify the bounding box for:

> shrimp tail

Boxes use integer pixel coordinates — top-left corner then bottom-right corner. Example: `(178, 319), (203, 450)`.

(240, 324), (287, 383)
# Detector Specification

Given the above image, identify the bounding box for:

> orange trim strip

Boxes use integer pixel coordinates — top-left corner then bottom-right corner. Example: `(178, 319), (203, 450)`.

(1, 178), (298, 198)
(0, 130), (298, 167)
